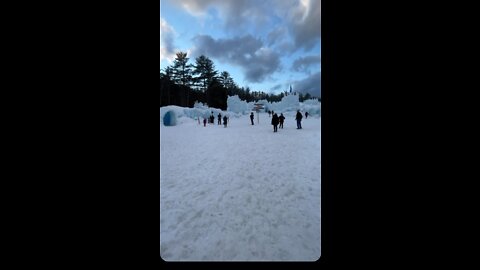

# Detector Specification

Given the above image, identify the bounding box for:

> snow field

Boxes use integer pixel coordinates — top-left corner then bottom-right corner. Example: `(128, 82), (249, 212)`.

(160, 112), (320, 261)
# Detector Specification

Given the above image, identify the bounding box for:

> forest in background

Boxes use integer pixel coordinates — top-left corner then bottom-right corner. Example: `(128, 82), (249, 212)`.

(160, 52), (320, 110)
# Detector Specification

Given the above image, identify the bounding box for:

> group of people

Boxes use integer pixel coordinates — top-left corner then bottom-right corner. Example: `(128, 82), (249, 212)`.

(203, 112), (228, 127)
(202, 110), (309, 131)
(269, 111), (285, 132)
(270, 110), (304, 132)
(251, 110), (307, 132)
(268, 110), (308, 118)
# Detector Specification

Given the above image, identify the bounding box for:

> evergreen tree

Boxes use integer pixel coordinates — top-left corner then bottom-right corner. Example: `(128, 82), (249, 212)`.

(219, 70), (236, 94)
(160, 66), (176, 106)
(172, 52), (193, 86)
(245, 87), (251, 102)
(172, 52), (194, 106)
(206, 79), (228, 110)
(193, 55), (218, 93)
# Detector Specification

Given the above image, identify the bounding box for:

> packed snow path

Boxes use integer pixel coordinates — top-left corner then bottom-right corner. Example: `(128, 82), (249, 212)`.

(160, 112), (320, 261)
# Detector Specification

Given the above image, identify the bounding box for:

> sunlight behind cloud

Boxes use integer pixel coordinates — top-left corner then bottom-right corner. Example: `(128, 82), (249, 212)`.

(299, 0), (311, 22)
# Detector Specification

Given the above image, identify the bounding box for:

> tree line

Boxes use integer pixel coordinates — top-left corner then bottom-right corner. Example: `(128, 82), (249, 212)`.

(160, 52), (319, 110)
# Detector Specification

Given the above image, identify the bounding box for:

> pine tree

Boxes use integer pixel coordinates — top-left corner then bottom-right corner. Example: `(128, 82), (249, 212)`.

(219, 71), (235, 91)
(160, 66), (174, 106)
(193, 55), (218, 93)
(172, 52), (193, 86)
(172, 52), (194, 106)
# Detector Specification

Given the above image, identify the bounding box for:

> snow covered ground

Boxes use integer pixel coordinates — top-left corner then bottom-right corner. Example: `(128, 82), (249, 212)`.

(160, 111), (320, 261)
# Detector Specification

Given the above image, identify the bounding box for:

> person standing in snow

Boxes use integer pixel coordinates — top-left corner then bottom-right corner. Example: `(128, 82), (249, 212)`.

(223, 115), (228, 128)
(271, 113), (279, 132)
(268, 110), (271, 117)
(296, 110), (303, 129)
(250, 112), (254, 125)
(305, 112), (309, 119)
(218, 113), (222, 125)
(203, 118), (207, 127)
(279, 113), (285, 129)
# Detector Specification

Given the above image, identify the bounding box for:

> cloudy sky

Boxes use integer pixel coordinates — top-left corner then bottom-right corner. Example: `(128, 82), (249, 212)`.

(160, 0), (320, 97)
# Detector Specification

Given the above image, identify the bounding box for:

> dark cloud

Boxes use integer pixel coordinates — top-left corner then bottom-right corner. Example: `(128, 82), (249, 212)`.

(270, 84), (283, 91)
(286, 0), (321, 52)
(292, 55), (320, 73)
(160, 18), (176, 62)
(222, 0), (271, 32)
(267, 28), (287, 46)
(276, 42), (295, 54)
(169, 0), (320, 53)
(191, 34), (281, 83)
(169, 0), (272, 33)
(293, 71), (321, 97)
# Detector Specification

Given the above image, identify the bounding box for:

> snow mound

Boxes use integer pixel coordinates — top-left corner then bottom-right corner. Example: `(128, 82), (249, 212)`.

(160, 105), (235, 126)
(268, 94), (300, 113)
(227, 95), (248, 114)
(301, 99), (321, 117)
(227, 93), (320, 116)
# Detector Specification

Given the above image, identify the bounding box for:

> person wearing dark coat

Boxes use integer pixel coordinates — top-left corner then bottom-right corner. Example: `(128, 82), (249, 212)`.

(203, 118), (207, 127)
(271, 113), (279, 132)
(223, 115), (228, 127)
(305, 112), (309, 119)
(279, 113), (285, 129)
(295, 110), (303, 129)
(250, 112), (254, 125)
